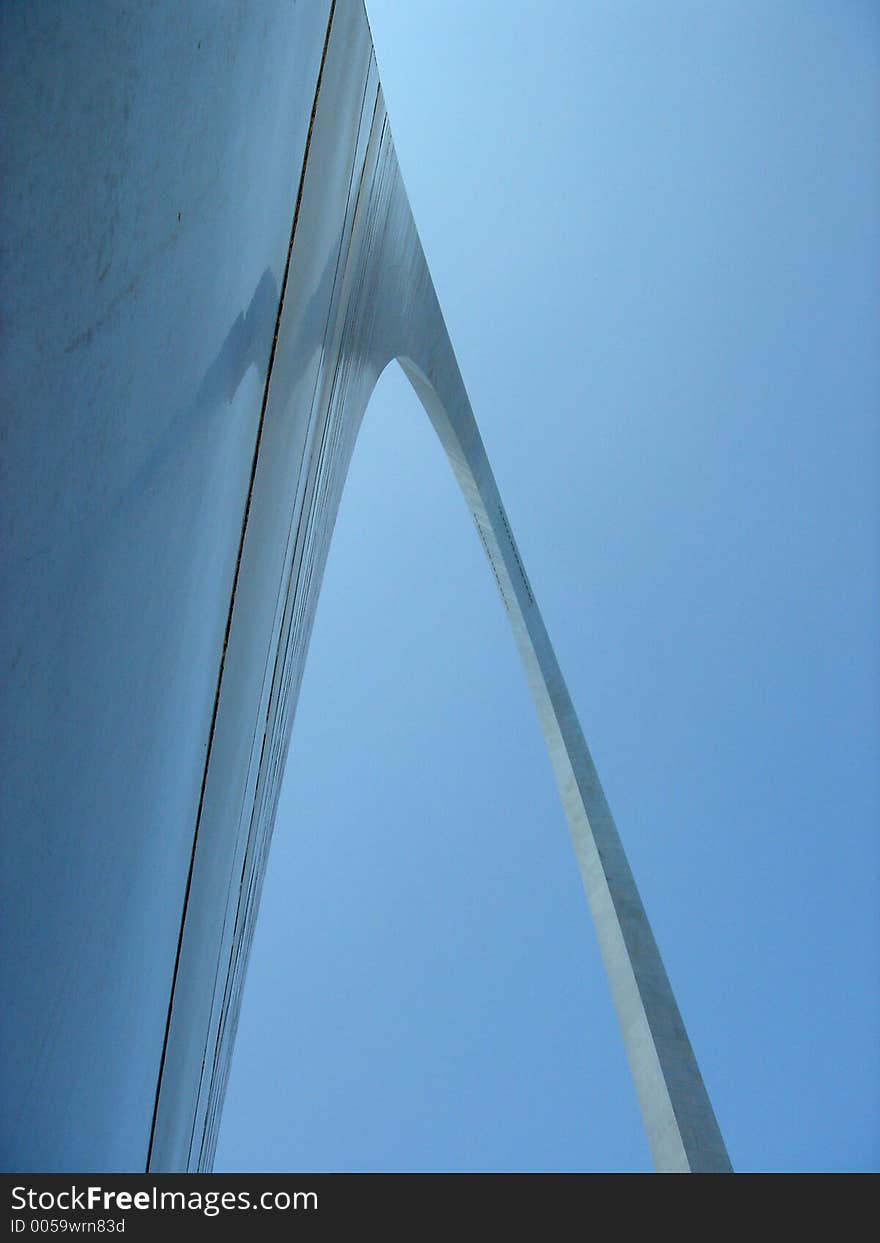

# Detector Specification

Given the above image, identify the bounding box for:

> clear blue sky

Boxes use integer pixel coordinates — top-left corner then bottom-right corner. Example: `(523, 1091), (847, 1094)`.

(216, 1), (880, 1172)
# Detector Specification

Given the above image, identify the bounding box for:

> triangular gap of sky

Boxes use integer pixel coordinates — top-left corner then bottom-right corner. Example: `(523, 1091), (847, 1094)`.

(215, 360), (648, 1172)
(217, 2), (880, 1172)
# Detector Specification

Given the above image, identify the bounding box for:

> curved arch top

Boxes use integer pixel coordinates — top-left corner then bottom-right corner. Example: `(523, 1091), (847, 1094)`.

(0, 1), (730, 1171)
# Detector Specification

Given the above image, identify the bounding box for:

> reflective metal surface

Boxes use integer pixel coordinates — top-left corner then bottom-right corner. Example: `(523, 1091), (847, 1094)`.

(0, 0), (332, 1172)
(1, 1), (731, 1171)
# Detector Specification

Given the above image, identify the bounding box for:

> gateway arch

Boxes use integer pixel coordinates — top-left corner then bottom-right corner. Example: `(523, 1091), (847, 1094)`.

(0, 1), (731, 1173)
